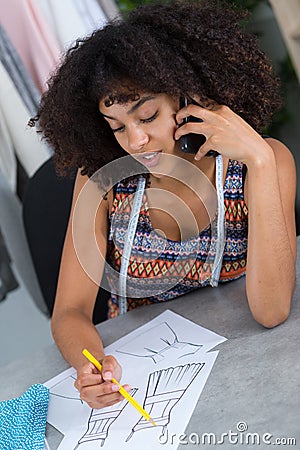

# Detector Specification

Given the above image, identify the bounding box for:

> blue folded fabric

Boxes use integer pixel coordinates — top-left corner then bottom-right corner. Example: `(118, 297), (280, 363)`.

(0, 384), (49, 450)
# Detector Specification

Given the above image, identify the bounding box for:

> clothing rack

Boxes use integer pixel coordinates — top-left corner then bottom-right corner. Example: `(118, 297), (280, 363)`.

(0, 0), (119, 308)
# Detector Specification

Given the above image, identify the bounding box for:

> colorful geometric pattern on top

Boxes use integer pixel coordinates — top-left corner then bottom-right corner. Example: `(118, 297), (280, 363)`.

(106, 159), (248, 318)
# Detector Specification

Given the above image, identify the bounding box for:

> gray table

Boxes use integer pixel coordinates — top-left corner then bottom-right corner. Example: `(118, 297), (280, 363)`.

(1, 238), (299, 449)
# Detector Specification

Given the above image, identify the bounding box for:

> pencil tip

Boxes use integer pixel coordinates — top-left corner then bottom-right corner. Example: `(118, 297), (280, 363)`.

(150, 419), (157, 427)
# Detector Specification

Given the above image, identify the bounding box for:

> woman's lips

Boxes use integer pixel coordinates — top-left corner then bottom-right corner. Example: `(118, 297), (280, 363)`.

(136, 150), (162, 168)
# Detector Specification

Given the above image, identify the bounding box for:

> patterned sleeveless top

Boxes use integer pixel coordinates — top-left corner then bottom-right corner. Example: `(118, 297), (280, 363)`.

(105, 159), (248, 318)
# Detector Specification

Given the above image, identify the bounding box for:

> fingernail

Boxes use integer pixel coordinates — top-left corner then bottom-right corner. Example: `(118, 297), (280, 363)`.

(104, 371), (112, 380)
(112, 384), (120, 392)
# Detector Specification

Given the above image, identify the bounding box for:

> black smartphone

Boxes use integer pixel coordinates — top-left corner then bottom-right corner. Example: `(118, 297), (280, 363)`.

(179, 97), (218, 157)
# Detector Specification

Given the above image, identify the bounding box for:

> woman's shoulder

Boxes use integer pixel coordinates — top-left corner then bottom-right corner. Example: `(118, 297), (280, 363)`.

(264, 137), (296, 175)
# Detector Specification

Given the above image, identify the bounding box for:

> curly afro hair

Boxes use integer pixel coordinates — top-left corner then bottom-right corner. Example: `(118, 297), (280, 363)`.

(32, 0), (282, 177)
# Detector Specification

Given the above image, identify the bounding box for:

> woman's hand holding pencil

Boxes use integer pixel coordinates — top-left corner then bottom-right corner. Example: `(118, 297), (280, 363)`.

(74, 353), (131, 409)
(81, 349), (156, 426)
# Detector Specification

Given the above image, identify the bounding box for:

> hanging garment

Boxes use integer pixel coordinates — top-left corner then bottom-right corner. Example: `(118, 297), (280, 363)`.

(0, 107), (16, 191)
(97, 0), (120, 20)
(38, 0), (108, 52)
(73, 0), (107, 32)
(0, 0), (61, 92)
(0, 62), (51, 190)
(0, 227), (19, 302)
(0, 169), (48, 315)
(0, 24), (40, 116)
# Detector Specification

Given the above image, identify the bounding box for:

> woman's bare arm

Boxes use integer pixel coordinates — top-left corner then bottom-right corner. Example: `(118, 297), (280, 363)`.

(51, 171), (127, 408)
(244, 138), (296, 327)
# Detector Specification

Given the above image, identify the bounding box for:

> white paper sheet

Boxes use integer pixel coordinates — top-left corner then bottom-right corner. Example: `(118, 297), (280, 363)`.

(44, 310), (227, 449)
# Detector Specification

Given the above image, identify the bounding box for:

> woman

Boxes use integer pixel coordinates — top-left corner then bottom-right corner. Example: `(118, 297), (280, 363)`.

(33, 0), (296, 409)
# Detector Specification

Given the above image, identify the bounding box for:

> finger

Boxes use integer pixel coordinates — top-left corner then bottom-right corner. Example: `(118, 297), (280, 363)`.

(80, 380), (117, 399)
(84, 391), (125, 409)
(80, 382), (129, 407)
(83, 381), (131, 398)
(87, 392), (125, 409)
(122, 384), (131, 392)
(175, 121), (208, 141)
(176, 103), (205, 124)
(194, 139), (217, 161)
(75, 372), (103, 391)
(95, 383), (132, 408)
(101, 355), (121, 382)
(79, 362), (98, 374)
(176, 102), (223, 126)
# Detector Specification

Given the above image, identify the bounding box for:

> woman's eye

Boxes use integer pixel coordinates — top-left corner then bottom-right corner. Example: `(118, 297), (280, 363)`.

(141, 111), (158, 123)
(111, 111), (158, 133)
(111, 125), (125, 133)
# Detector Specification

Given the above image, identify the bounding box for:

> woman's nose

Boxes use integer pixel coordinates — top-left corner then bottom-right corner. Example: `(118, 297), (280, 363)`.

(128, 128), (149, 151)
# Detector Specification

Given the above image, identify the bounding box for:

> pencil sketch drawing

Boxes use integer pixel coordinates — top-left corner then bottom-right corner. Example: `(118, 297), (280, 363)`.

(50, 373), (84, 402)
(116, 322), (203, 363)
(74, 388), (138, 448)
(44, 311), (225, 450)
(126, 363), (204, 441)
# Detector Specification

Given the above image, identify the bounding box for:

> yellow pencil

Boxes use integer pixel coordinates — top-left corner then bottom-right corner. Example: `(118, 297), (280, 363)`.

(82, 348), (156, 426)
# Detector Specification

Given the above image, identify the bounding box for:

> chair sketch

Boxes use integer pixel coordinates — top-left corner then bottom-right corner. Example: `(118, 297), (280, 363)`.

(74, 388), (138, 448)
(126, 363), (204, 441)
(116, 322), (203, 363)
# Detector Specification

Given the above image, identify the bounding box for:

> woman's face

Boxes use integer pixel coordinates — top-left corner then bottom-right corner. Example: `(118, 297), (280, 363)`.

(99, 93), (181, 169)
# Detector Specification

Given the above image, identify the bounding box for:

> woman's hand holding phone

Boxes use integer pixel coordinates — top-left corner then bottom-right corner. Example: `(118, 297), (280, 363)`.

(176, 97), (271, 166)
